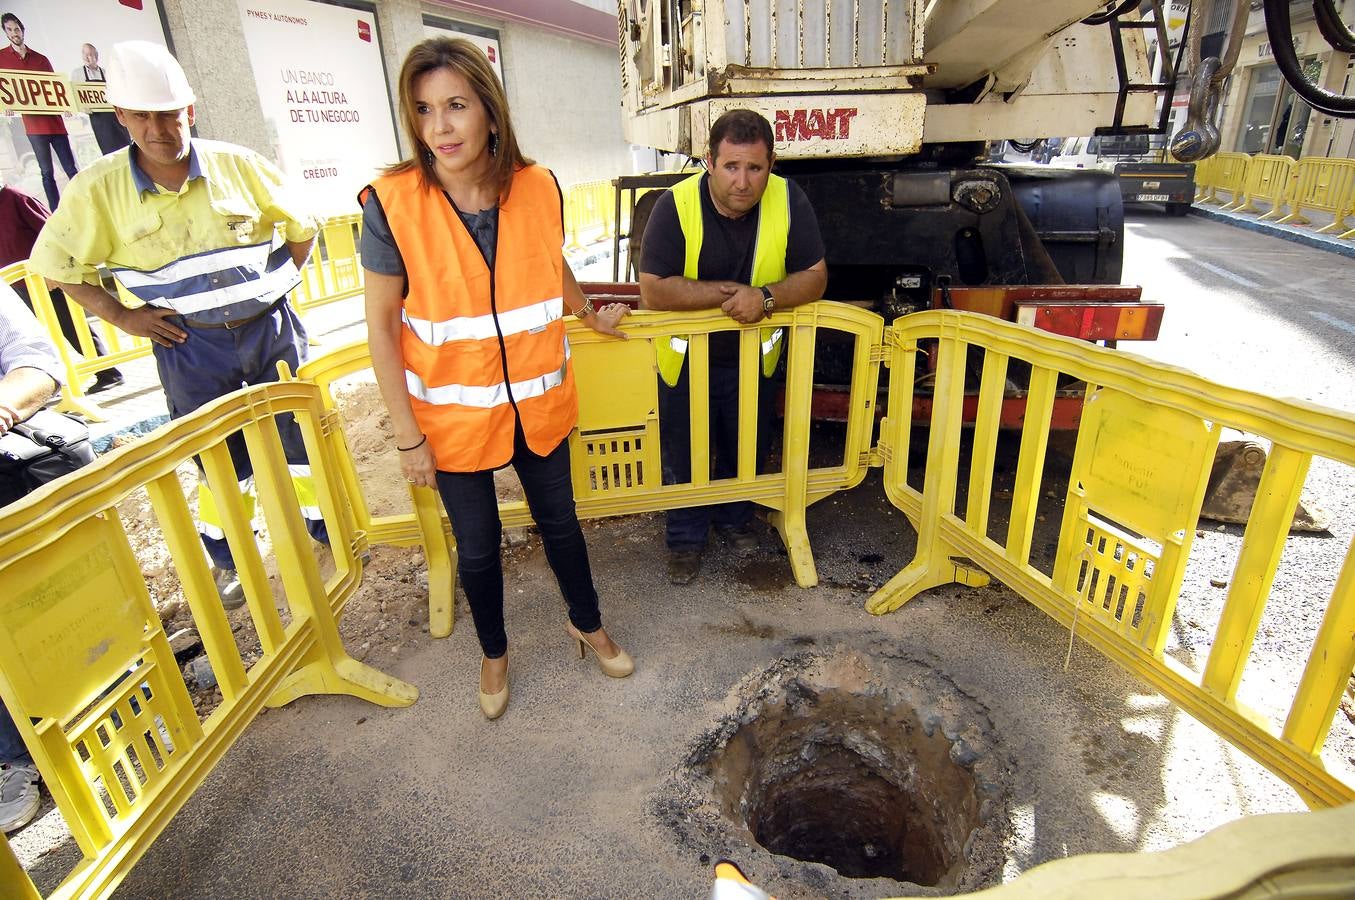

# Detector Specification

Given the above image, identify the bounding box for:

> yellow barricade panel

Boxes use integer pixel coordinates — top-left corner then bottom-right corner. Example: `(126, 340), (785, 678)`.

(870, 310), (1355, 810)
(0, 379), (415, 898)
(3, 517), (163, 717)
(298, 302), (885, 637)
(1072, 389), (1216, 539)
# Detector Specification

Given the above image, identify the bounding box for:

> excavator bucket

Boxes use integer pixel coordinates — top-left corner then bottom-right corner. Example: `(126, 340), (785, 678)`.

(1199, 440), (1330, 533)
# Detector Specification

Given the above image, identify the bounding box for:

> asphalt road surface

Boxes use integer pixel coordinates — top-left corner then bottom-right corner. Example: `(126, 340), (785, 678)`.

(13, 209), (1354, 899)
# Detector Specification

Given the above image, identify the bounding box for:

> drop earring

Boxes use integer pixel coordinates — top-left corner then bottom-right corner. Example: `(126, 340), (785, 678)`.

(422, 146), (434, 165)
(489, 132), (499, 157)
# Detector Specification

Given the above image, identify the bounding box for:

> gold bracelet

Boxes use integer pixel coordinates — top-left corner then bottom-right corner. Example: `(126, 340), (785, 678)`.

(574, 298), (595, 318)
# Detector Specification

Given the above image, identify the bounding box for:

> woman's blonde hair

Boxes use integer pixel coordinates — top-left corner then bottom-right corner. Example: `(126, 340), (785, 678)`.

(385, 37), (531, 199)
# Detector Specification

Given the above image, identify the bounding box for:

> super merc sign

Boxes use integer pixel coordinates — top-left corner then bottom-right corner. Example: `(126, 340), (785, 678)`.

(0, 70), (74, 114)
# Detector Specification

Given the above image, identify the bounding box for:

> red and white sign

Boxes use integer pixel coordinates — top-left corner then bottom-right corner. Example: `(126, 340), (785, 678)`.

(237, 0), (400, 216)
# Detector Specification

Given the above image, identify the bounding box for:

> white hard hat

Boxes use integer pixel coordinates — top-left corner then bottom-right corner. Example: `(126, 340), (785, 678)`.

(105, 40), (195, 111)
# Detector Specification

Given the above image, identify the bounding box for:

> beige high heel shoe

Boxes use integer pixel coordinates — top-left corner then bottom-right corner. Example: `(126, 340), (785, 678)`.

(478, 656), (509, 719)
(566, 624), (634, 678)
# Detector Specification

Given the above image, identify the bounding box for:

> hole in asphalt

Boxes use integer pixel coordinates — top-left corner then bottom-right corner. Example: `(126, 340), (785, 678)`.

(665, 648), (1009, 893)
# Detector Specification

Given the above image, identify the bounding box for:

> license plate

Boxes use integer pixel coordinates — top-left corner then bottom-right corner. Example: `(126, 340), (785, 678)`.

(1136, 194), (1170, 202)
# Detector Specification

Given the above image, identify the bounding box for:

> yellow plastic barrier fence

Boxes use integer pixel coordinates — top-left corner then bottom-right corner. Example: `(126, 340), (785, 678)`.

(868, 310), (1355, 809)
(1226, 152), (1295, 218)
(0, 376), (416, 898)
(563, 179), (617, 251)
(298, 303), (885, 638)
(1191, 154), (1218, 203)
(0, 261), (152, 423)
(1199, 151), (1251, 206)
(1277, 157), (1355, 237)
(290, 213), (365, 313)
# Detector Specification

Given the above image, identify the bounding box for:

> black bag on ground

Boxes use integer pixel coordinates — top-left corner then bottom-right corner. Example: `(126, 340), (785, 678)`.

(0, 408), (97, 497)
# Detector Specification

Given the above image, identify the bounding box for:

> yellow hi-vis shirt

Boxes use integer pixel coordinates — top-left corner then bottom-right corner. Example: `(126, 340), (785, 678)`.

(28, 140), (317, 327)
(655, 172), (789, 387)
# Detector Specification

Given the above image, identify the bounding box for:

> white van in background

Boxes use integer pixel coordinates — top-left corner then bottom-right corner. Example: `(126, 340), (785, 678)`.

(1048, 133), (1195, 217)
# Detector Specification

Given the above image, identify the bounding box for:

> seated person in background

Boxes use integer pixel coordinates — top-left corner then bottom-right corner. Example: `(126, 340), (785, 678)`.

(0, 180), (124, 393)
(0, 278), (62, 834)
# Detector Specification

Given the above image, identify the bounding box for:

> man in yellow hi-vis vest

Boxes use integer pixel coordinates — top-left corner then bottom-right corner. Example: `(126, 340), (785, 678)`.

(638, 109), (827, 585)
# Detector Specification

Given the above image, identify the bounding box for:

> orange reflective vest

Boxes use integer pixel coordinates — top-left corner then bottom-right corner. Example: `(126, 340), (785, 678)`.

(367, 165), (576, 472)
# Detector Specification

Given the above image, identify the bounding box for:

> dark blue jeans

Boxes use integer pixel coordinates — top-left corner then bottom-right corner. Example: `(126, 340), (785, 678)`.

(153, 303), (327, 568)
(435, 427), (602, 659)
(658, 363), (774, 551)
(29, 132), (78, 211)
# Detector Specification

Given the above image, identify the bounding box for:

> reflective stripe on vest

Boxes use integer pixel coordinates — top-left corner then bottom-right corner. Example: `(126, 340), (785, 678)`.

(655, 172), (789, 388)
(367, 165), (576, 471)
(402, 295), (563, 346)
(405, 340), (571, 409)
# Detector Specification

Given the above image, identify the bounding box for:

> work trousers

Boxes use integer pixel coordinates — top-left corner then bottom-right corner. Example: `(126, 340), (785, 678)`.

(658, 362), (774, 551)
(154, 302), (327, 569)
(435, 426), (602, 659)
(28, 133), (78, 211)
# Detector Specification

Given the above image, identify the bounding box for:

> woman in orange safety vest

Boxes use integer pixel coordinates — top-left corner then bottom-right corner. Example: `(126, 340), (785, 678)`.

(361, 37), (634, 720)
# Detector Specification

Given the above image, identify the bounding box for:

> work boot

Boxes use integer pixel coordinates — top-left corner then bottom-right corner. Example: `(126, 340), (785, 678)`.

(667, 549), (703, 585)
(0, 762), (40, 834)
(211, 566), (246, 609)
(717, 524), (759, 557)
(86, 369), (125, 394)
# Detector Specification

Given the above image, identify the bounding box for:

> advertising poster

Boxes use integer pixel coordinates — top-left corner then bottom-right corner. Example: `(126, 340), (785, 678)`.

(424, 17), (504, 87)
(0, 0), (169, 201)
(237, 0), (399, 216)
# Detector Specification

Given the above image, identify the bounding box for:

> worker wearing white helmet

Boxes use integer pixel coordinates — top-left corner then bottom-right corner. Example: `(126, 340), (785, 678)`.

(28, 40), (328, 608)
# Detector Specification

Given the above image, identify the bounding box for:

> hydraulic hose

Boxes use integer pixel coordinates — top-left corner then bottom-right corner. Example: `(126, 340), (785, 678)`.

(1081, 0), (1140, 26)
(1264, 0), (1355, 116)
(1314, 0), (1355, 55)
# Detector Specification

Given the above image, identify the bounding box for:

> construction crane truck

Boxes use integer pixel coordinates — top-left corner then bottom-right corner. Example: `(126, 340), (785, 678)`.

(601, 0), (1353, 523)
(612, 0), (1186, 397)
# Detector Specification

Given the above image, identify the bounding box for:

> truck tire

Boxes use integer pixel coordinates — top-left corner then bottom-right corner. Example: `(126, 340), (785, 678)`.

(1166, 201), (1191, 217)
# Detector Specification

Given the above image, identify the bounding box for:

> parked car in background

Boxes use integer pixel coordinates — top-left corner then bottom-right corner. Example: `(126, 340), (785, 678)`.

(1049, 133), (1196, 216)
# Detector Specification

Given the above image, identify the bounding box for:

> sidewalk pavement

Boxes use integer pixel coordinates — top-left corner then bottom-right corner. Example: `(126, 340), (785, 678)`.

(1188, 201), (1355, 260)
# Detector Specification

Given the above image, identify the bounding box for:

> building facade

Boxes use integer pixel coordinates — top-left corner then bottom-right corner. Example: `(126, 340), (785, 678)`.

(0, 0), (638, 215)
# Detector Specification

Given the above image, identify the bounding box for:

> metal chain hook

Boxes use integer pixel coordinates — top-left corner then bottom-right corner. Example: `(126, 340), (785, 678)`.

(1170, 0), (1248, 161)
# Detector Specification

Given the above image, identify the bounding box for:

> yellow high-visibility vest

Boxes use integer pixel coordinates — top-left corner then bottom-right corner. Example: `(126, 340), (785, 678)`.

(655, 172), (788, 387)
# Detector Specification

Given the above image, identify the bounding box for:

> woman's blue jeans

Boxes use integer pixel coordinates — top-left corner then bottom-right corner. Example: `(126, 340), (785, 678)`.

(435, 427), (603, 658)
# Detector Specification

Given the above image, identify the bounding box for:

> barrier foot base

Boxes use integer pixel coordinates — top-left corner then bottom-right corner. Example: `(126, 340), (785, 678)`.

(55, 387), (108, 423)
(865, 553), (990, 615)
(768, 509), (819, 588)
(266, 655), (418, 709)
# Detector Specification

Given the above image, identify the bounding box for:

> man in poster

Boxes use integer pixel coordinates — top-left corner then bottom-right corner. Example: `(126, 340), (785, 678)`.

(71, 42), (131, 156)
(0, 12), (79, 209)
